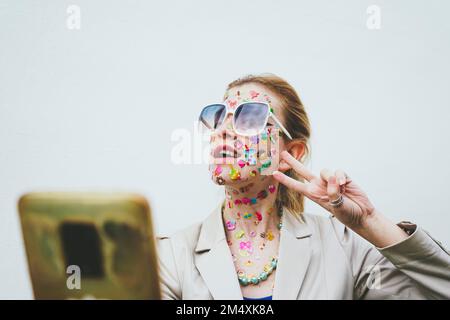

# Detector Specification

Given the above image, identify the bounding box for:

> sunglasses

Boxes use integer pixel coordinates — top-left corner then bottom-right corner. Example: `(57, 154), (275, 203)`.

(199, 102), (292, 139)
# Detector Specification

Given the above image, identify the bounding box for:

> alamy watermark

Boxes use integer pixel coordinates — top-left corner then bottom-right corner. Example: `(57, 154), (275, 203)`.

(66, 5), (81, 30)
(366, 5), (381, 30)
(66, 265), (81, 290)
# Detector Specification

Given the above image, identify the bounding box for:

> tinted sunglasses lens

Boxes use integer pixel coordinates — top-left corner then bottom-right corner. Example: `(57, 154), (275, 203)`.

(199, 104), (226, 129)
(234, 103), (268, 135)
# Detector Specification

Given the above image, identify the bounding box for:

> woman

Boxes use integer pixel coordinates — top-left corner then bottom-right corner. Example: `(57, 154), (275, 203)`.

(157, 74), (450, 300)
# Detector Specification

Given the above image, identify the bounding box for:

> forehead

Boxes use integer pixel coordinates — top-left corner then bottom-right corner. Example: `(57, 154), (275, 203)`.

(223, 83), (280, 111)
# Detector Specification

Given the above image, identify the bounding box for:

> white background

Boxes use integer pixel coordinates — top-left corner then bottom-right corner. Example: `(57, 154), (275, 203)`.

(1, 0), (449, 299)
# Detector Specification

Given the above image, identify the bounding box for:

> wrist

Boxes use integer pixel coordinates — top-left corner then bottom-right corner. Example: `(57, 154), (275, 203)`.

(353, 209), (409, 248)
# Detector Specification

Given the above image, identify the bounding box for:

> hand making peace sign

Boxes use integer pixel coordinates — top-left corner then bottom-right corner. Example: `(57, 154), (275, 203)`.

(273, 150), (377, 231)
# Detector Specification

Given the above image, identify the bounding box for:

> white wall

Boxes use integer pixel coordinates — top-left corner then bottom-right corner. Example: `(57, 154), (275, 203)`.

(1, 0), (449, 299)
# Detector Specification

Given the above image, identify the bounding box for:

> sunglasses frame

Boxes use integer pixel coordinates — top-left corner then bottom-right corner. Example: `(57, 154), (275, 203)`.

(199, 101), (293, 139)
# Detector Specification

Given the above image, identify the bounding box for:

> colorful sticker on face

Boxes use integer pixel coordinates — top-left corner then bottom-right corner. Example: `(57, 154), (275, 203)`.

(249, 90), (260, 99)
(244, 148), (257, 165)
(228, 99), (237, 109)
(235, 230), (245, 239)
(243, 212), (252, 219)
(214, 165), (222, 176)
(240, 241), (252, 251)
(226, 220), (236, 231)
(268, 185), (276, 193)
(255, 212), (262, 221)
(237, 159), (246, 168)
(229, 166), (241, 180)
(216, 176), (225, 185)
(258, 160), (272, 173)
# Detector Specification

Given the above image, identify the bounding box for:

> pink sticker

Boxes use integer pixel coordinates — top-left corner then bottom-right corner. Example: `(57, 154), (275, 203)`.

(228, 99), (237, 109)
(226, 220), (236, 231)
(249, 90), (260, 99)
(268, 185), (276, 193)
(214, 165), (222, 176)
(240, 241), (252, 251)
(238, 159), (246, 168)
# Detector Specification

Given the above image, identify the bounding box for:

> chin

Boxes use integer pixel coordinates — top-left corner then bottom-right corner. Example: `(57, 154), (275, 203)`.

(210, 164), (260, 186)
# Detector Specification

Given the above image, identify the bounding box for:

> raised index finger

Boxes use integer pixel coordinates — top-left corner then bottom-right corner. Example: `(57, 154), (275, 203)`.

(280, 150), (316, 182)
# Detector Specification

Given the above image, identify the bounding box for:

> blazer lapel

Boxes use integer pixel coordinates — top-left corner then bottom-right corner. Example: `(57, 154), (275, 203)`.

(273, 209), (313, 300)
(194, 205), (243, 300)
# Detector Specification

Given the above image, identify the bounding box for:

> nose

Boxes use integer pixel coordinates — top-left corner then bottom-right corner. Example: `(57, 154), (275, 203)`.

(212, 114), (237, 142)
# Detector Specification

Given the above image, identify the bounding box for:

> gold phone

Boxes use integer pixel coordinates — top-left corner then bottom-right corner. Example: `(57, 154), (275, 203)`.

(18, 192), (161, 299)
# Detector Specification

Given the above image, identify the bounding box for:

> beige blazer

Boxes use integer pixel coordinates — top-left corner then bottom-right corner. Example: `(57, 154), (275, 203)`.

(156, 205), (450, 299)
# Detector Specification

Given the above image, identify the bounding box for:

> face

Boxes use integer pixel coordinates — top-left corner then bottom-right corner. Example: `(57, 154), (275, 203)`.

(208, 83), (288, 188)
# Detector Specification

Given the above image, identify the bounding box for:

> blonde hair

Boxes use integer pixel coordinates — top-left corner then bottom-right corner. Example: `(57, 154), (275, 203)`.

(225, 73), (311, 216)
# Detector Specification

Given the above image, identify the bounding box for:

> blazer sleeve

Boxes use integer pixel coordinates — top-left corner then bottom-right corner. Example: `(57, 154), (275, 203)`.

(156, 236), (182, 300)
(334, 220), (450, 299)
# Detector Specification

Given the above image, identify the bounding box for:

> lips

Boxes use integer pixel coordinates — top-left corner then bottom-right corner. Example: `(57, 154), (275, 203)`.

(212, 144), (242, 159)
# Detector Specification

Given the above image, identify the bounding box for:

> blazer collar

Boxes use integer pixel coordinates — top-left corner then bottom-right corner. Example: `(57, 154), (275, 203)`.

(194, 203), (313, 300)
(195, 204), (226, 253)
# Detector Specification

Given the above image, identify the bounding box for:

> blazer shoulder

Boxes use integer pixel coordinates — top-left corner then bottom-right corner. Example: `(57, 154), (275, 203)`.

(156, 220), (203, 253)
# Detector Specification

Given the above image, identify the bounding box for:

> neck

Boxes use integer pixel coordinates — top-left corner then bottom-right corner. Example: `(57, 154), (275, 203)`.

(222, 178), (282, 237)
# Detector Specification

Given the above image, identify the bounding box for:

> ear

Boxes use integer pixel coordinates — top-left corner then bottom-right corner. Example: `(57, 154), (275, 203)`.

(278, 141), (306, 173)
